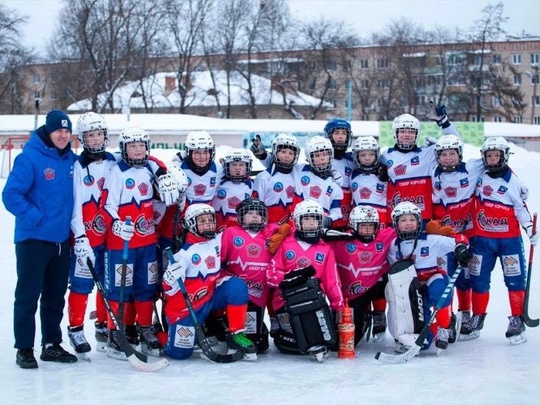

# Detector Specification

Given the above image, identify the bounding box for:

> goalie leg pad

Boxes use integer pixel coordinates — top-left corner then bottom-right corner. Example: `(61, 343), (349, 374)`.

(280, 278), (337, 353)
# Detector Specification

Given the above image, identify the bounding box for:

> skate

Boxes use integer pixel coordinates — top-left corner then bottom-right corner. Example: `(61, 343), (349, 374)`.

(460, 313), (486, 340)
(40, 343), (78, 363)
(371, 311), (387, 343)
(448, 313), (457, 344)
(308, 345), (329, 363)
(505, 315), (527, 345)
(107, 329), (127, 361)
(16, 348), (38, 369)
(125, 324), (140, 348)
(94, 321), (109, 352)
(435, 327), (450, 354)
(68, 325), (91, 362)
(226, 330), (257, 361)
(138, 325), (163, 357)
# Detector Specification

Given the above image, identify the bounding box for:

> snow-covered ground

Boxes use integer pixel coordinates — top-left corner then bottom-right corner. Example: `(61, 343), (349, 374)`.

(1, 143), (539, 404)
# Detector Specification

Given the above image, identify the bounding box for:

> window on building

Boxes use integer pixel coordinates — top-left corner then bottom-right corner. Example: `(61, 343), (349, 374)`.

(493, 116), (502, 122)
(377, 79), (388, 89)
(360, 59), (369, 69)
(513, 115), (523, 123)
(532, 95), (540, 106)
(492, 96), (501, 107)
(492, 54), (502, 64)
(530, 74), (540, 85)
(512, 54), (522, 65)
(329, 78), (337, 89)
(514, 74), (522, 85)
(360, 79), (369, 89)
(534, 116), (540, 125)
(376, 59), (389, 69)
(327, 61), (337, 71)
(33, 75), (40, 84)
(531, 53), (539, 65)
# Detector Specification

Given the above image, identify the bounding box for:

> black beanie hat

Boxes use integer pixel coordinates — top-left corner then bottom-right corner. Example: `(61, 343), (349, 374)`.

(45, 110), (72, 134)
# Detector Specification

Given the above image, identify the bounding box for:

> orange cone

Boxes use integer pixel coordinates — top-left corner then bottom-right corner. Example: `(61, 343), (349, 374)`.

(338, 299), (356, 359)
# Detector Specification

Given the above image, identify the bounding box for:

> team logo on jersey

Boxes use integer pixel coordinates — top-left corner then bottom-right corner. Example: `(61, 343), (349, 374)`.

(176, 327), (194, 339)
(359, 251), (372, 263)
(349, 281), (367, 295)
(285, 250), (296, 261)
(351, 182), (359, 192)
(233, 236), (244, 247)
(411, 156), (420, 166)
(375, 242), (383, 252)
(396, 251), (403, 260)
(360, 187), (372, 199)
(217, 189), (227, 199)
(444, 186), (457, 198)
(125, 178), (135, 190)
(476, 178), (482, 187)
(97, 177), (105, 191)
(286, 185), (295, 199)
(393, 164), (407, 176)
(43, 167), (55, 180)
(301, 176), (311, 186)
(386, 160), (393, 167)
(138, 182), (149, 196)
(246, 243), (262, 258)
(325, 185), (334, 196)
(315, 253), (325, 264)
(345, 167), (352, 176)
(190, 287), (208, 302)
(91, 213), (107, 235)
(227, 196), (241, 210)
(194, 183), (207, 196)
(297, 257), (311, 268)
(376, 183), (385, 194)
(346, 243), (357, 254)
(191, 253), (202, 265)
(482, 185), (493, 196)
(391, 192), (403, 208)
(205, 256), (216, 269)
(273, 182), (284, 192)
(477, 210), (509, 232)
(83, 175), (95, 187)
(187, 177), (192, 186)
(420, 247), (429, 257)
(309, 186), (322, 199)
(497, 185), (508, 195)
(460, 178), (469, 188)
(210, 177), (216, 187)
(434, 181), (442, 191)
(134, 215), (154, 235)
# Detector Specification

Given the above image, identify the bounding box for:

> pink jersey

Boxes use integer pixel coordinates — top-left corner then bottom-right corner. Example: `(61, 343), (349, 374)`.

(267, 235), (343, 311)
(211, 179), (253, 232)
(253, 166), (296, 225)
(474, 169), (532, 238)
(329, 227), (396, 300)
(221, 224), (279, 307)
(350, 170), (389, 226)
(71, 153), (117, 246)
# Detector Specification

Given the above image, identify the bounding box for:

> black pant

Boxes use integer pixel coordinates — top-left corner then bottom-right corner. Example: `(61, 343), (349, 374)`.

(14, 239), (70, 349)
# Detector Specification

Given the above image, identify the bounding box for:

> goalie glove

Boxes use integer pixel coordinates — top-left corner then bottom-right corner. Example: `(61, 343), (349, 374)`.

(250, 134), (267, 159)
(74, 236), (95, 267)
(162, 261), (185, 296)
(425, 220), (455, 236)
(157, 173), (180, 206)
(426, 100), (449, 128)
(268, 223), (291, 254)
(454, 244), (473, 267)
(112, 219), (135, 241)
(525, 222), (539, 247)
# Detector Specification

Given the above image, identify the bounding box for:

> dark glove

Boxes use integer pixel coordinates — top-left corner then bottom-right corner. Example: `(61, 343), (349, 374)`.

(279, 266), (316, 290)
(426, 101), (449, 128)
(377, 164), (389, 182)
(454, 244), (473, 267)
(250, 134), (267, 159)
(322, 216), (333, 230)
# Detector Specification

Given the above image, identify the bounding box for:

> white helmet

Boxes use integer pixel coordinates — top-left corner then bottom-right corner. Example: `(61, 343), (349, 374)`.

(391, 201), (422, 240)
(185, 131), (215, 173)
(434, 135), (463, 172)
(349, 205), (380, 242)
(183, 203), (216, 238)
(166, 162), (189, 197)
(293, 199), (324, 241)
(271, 133), (300, 171)
(76, 112), (108, 153)
(222, 148), (252, 182)
(392, 113), (420, 150)
(352, 136), (380, 174)
(305, 136), (334, 176)
(480, 136), (510, 174)
(117, 127), (150, 167)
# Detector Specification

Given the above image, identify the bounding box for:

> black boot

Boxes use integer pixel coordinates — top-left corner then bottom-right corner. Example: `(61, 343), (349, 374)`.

(16, 348), (38, 369)
(40, 344), (78, 363)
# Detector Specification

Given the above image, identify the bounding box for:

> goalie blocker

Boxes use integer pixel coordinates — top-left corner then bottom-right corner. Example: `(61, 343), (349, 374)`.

(275, 267), (337, 354)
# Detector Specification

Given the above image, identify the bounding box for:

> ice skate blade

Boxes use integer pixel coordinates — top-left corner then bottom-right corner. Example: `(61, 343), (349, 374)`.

(242, 352), (258, 361)
(106, 347), (128, 361)
(459, 330), (481, 341)
(508, 334), (527, 345)
(140, 345), (163, 358)
(95, 342), (108, 353)
(372, 332), (386, 343)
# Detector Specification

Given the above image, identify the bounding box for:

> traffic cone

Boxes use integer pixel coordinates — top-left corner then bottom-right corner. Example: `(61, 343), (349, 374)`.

(338, 299), (356, 359)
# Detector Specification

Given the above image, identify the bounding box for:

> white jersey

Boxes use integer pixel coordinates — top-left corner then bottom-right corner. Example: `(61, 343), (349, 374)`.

(211, 179), (253, 232)
(179, 160), (224, 204)
(350, 170), (388, 225)
(253, 166), (296, 224)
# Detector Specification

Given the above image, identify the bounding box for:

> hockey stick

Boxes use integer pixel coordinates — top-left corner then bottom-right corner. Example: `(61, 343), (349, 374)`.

(524, 213), (539, 328)
(375, 265), (463, 364)
(165, 248), (243, 363)
(117, 216), (131, 335)
(86, 258), (169, 372)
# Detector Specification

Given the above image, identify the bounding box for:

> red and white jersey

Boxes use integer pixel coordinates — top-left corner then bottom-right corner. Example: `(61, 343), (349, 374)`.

(71, 153), (117, 246)
(331, 155), (356, 229)
(294, 164), (344, 222)
(350, 170), (389, 226)
(329, 227), (396, 301)
(211, 179), (253, 232)
(387, 233), (458, 283)
(179, 160), (224, 205)
(163, 233), (224, 323)
(432, 159), (484, 237)
(221, 224), (279, 307)
(267, 235), (343, 311)
(253, 166), (296, 225)
(474, 169), (532, 238)
(101, 161), (157, 250)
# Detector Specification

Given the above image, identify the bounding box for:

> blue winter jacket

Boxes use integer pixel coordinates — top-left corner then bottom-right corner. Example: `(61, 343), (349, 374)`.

(2, 127), (76, 243)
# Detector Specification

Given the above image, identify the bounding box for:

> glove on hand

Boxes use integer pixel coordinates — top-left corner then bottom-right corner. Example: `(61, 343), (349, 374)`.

(173, 150), (187, 163)
(423, 136), (438, 147)
(454, 244), (473, 267)
(250, 134), (266, 157)
(74, 236), (95, 267)
(526, 223), (539, 247)
(112, 220), (135, 241)
(520, 183), (529, 201)
(269, 223), (291, 254)
(331, 169), (343, 187)
(163, 261), (185, 295)
(157, 173), (180, 206)
(426, 100), (449, 127)
(377, 164), (389, 182)
(322, 216), (333, 230)
(426, 220), (455, 236)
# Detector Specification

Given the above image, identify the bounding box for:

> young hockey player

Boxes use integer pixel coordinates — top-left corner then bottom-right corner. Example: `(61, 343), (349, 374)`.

(326, 205), (396, 345)
(267, 200), (344, 361)
(460, 137), (538, 344)
(101, 127), (178, 359)
(386, 202), (473, 353)
(161, 203), (257, 360)
(323, 118), (356, 229)
(220, 197), (287, 352)
(211, 148), (254, 231)
(67, 112), (117, 357)
(253, 133), (300, 224)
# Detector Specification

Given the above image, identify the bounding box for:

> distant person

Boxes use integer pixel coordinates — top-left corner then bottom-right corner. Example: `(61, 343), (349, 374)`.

(2, 109), (78, 369)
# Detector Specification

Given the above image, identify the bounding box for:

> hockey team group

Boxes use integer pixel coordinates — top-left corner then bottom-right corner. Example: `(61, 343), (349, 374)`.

(3, 102), (538, 370)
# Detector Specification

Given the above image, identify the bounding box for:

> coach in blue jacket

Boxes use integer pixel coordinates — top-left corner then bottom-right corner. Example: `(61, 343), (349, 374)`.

(3, 110), (79, 368)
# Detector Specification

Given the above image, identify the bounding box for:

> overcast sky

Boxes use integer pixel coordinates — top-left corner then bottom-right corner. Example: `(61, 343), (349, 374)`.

(3, 0), (538, 53)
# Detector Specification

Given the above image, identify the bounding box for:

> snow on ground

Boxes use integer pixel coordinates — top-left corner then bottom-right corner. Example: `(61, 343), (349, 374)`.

(1, 142), (539, 404)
